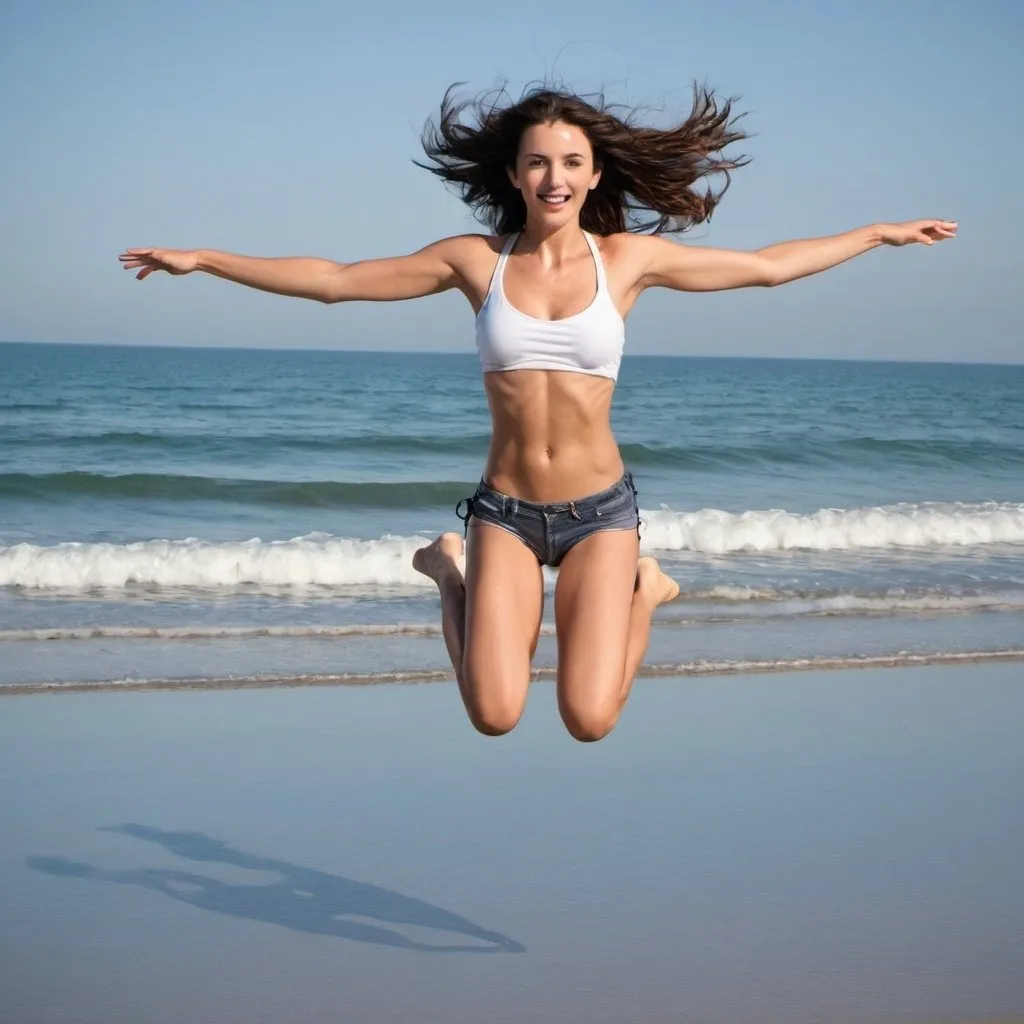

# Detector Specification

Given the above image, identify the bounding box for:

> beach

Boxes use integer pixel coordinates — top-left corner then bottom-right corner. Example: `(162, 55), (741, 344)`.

(2, 663), (1023, 1024)
(3, 344), (1024, 1020)
(4, 0), (1022, 1016)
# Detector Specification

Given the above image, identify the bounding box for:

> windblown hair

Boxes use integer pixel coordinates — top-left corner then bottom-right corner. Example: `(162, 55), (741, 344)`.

(417, 82), (750, 235)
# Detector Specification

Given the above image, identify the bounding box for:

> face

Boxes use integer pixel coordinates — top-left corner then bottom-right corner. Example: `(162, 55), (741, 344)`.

(509, 120), (601, 225)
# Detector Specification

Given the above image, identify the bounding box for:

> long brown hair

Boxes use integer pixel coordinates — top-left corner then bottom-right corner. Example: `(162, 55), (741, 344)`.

(417, 82), (750, 236)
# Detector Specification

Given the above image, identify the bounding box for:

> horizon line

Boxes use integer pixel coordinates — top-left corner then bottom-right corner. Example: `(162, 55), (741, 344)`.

(1, 339), (1021, 369)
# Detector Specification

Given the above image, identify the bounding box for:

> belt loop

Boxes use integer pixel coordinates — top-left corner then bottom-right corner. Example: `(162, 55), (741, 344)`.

(569, 500), (582, 521)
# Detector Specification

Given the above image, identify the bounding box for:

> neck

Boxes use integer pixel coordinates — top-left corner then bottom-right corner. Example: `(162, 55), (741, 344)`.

(516, 219), (587, 261)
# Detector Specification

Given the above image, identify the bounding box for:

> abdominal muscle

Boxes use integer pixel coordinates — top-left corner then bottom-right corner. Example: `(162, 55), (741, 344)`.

(481, 368), (623, 502)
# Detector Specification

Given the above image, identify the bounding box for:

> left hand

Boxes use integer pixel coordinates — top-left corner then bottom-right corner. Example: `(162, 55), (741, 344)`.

(879, 219), (957, 247)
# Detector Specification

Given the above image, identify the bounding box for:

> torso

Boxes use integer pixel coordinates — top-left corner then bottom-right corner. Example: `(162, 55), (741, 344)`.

(451, 231), (645, 502)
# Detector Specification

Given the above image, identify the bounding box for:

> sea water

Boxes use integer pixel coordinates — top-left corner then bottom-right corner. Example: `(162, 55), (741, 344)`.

(2, 342), (1022, 689)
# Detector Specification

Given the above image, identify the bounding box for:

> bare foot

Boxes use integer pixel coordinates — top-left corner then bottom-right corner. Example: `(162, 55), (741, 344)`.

(636, 556), (680, 607)
(412, 532), (464, 586)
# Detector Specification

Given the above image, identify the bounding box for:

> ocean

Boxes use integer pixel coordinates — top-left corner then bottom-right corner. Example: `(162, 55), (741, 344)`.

(2, 341), (1022, 691)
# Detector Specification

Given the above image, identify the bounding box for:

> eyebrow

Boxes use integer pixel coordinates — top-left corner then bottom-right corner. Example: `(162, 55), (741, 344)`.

(524, 152), (586, 160)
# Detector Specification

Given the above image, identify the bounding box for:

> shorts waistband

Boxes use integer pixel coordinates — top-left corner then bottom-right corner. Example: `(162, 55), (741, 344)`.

(476, 470), (634, 514)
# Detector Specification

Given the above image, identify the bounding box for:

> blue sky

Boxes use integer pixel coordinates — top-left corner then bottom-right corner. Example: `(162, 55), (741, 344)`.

(1, 0), (1021, 362)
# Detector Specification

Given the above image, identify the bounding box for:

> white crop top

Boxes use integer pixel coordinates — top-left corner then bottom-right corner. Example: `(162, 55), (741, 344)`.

(474, 232), (625, 381)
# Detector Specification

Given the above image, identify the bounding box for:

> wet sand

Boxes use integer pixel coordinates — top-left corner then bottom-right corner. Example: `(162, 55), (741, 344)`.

(1, 664), (1022, 1023)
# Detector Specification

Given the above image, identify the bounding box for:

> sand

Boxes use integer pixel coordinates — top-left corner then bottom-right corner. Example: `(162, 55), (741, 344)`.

(1, 664), (1022, 1023)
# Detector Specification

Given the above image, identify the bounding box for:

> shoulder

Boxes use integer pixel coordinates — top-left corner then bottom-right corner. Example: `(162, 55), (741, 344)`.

(596, 232), (681, 257)
(592, 231), (677, 264)
(425, 232), (505, 268)
(430, 232), (504, 254)
(417, 233), (506, 305)
(591, 232), (683, 288)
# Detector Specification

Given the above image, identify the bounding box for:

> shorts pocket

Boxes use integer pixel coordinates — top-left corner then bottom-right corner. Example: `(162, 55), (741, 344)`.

(594, 490), (630, 517)
(471, 490), (504, 517)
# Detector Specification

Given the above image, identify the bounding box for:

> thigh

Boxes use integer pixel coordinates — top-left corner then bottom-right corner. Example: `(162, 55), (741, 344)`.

(462, 522), (545, 730)
(554, 528), (639, 724)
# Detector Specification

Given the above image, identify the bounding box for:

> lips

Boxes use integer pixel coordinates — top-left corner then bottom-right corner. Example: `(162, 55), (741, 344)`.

(539, 194), (570, 206)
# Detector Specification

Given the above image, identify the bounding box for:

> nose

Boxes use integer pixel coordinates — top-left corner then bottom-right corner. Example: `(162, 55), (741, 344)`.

(542, 166), (565, 190)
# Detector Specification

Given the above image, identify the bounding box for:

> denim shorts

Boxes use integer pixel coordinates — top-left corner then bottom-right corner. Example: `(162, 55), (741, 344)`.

(455, 470), (641, 567)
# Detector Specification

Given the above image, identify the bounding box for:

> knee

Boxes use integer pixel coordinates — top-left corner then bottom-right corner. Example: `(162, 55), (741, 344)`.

(559, 700), (620, 743)
(460, 674), (524, 737)
(467, 703), (522, 737)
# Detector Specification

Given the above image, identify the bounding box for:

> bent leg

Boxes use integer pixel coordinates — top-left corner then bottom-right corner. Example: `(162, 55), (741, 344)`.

(554, 531), (678, 742)
(414, 525), (543, 735)
(412, 531), (470, 689)
(462, 524), (544, 734)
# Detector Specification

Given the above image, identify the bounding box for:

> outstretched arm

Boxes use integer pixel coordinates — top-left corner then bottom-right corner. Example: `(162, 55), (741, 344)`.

(637, 220), (957, 293)
(118, 236), (472, 304)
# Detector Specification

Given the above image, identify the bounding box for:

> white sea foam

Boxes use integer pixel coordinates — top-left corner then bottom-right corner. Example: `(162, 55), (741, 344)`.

(671, 587), (1024, 619)
(641, 501), (1024, 554)
(0, 533), (435, 590)
(0, 623), (452, 642)
(3, 500), (1024, 591)
(3, 590), (1020, 642)
(4, 648), (1022, 694)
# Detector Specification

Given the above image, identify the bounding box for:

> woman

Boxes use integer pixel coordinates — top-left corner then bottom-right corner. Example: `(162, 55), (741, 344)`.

(119, 84), (956, 741)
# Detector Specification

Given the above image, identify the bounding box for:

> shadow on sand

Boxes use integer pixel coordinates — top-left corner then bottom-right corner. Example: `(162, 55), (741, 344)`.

(28, 823), (525, 954)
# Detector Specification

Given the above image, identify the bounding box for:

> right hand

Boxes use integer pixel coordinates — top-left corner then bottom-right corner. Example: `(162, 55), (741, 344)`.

(118, 247), (200, 280)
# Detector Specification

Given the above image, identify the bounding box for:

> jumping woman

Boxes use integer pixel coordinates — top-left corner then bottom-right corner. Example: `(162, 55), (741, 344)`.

(119, 83), (956, 741)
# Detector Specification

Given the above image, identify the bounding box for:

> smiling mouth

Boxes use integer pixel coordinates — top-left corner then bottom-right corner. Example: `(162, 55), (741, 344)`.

(539, 194), (570, 206)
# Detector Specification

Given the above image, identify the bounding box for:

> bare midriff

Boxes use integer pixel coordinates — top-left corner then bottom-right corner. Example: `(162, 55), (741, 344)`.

(481, 368), (622, 502)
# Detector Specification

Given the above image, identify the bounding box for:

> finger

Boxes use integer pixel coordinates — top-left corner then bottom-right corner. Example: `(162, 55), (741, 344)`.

(136, 267), (158, 280)
(124, 248), (154, 256)
(122, 260), (147, 269)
